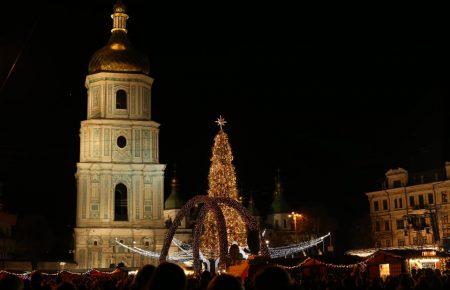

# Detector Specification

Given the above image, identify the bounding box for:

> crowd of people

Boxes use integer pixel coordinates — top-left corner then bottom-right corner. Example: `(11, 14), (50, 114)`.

(0, 262), (449, 290)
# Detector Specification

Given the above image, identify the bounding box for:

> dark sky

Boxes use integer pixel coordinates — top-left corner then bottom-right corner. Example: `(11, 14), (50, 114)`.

(1, 1), (450, 251)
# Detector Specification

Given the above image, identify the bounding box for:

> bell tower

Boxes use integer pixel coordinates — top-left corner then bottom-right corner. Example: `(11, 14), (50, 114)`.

(74, 1), (167, 269)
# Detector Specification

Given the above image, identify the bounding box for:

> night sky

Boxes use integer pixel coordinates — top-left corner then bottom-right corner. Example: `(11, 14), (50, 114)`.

(1, 1), (450, 253)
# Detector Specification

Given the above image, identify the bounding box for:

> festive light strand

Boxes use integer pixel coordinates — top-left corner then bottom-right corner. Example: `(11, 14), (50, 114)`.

(276, 257), (368, 271)
(115, 224), (328, 267)
(0, 268), (125, 279)
(269, 233), (331, 258)
(114, 239), (193, 262)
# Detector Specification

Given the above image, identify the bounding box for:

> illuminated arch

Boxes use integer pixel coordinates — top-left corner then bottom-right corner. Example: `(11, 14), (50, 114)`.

(159, 195), (269, 273)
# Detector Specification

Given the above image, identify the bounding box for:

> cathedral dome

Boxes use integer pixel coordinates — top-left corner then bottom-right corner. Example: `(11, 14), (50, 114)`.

(164, 171), (185, 210)
(88, 1), (149, 75)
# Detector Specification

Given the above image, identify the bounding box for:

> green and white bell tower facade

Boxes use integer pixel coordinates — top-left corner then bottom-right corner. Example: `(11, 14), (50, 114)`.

(74, 1), (167, 269)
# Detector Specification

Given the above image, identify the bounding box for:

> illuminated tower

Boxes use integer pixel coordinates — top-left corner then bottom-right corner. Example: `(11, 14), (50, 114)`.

(74, 1), (166, 269)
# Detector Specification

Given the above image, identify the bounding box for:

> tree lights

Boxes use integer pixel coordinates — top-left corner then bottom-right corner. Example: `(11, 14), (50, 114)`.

(200, 117), (247, 259)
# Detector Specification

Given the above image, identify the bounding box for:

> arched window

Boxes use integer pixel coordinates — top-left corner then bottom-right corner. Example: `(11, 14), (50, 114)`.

(116, 90), (127, 109)
(114, 183), (128, 221)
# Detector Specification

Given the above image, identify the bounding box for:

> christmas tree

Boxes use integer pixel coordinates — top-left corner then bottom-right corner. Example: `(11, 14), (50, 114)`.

(200, 116), (247, 259)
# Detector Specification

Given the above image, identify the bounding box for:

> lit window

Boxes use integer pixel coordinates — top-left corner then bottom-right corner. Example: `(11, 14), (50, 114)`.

(116, 90), (127, 109)
(379, 264), (390, 279)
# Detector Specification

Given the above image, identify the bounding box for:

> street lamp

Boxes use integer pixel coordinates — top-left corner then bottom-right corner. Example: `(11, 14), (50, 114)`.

(288, 212), (302, 231)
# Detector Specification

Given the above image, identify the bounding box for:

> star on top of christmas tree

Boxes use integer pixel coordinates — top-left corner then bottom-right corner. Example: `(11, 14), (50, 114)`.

(215, 115), (227, 130)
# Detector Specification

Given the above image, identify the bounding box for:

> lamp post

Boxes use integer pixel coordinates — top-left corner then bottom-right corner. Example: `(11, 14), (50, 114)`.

(288, 212), (302, 231)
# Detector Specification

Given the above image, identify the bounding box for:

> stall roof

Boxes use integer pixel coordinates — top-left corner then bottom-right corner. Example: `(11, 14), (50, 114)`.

(347, 247), (450, 259)
(346, 246), (441, 258)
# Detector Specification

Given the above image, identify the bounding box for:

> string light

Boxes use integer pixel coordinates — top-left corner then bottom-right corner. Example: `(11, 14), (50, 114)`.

(116, 232), (332, 265)
(0, 268), (125, 279)
(114, 239), (192, 262)
(269, 233), (331, 258)
(201, 119), (247, 259)
(276, 256), (368, 271)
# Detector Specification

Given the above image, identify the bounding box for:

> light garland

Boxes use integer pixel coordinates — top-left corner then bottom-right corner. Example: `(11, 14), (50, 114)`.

(276, 249), (416, 272)
(276, 257), (368, 272)
(269, 233), (331, 258)
(116, 232), (331, 265)
(173, 238), (193, 252)
(115, 239), (193, 262)
(0, 268), (125, 280)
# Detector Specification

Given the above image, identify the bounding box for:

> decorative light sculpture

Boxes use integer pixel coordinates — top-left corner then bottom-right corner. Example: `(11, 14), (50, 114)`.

(159, 195), (268, 274)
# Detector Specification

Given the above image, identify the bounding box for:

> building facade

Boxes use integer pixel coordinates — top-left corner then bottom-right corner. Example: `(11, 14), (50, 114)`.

(74, 1), (169, 269)
(366, 165), (450, 250)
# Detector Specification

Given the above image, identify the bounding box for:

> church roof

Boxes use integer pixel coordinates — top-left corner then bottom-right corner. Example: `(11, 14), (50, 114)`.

(270, 175), (290, 214)
(164, 171), (185, 210)
(88, 1), (150, 75)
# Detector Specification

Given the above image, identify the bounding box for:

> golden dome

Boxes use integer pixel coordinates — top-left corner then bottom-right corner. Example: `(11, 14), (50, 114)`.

(88, 1), (149, 75)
